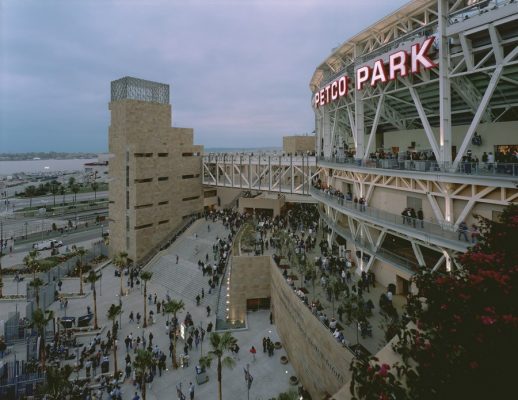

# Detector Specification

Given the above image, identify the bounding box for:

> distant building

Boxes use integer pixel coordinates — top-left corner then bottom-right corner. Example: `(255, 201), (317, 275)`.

(108, 77), (203, 263)
(283, 135), (316, 155)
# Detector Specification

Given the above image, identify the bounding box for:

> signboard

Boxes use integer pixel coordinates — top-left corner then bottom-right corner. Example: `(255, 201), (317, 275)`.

(314, 37), (436, 107)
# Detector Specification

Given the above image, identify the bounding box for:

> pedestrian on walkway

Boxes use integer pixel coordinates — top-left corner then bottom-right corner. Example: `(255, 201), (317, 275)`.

(189, 382), (195, 400)
(250, 346), (256, 361)
(206, 305), (211, 317)
(176, 255), (179, 264)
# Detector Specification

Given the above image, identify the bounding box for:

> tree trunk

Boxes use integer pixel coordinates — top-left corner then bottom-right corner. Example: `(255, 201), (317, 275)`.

(79, 262), (83, 295)
(41, 330), (47, 370)
(36, 287), (40, 309)
(172, 312), (178, 369)
(93, 286), (98, 329)
(142, 375), (146, 400)
(143, 282), (148, 328)
(120, 272), (124, 296)
(218, 358), (222, 400)
(113, 332), (118, 375)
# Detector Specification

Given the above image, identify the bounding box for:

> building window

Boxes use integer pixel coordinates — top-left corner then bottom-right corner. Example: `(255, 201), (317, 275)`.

(126, 215), (130, 232)
(182, 152), (200, 157)
(126, 166), (129, 187)
(158, 220), (169, 225)
(182, 195), (200, 201)
(126, 191), (129, 210)
(204, 190), (217, 198)
(135, 204), (153, 209)
(158, 201), (169, 205)
(182, 174), (200, 179)
(134, 153), (153, 157)
(134, 178), (153, 183)
(158, 153), (169, 157)
(135, 223), (153, 230)
(158, 177), (169, 181)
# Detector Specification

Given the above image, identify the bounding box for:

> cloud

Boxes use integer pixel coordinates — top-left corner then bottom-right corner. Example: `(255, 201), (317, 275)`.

(0, 0), (408, 152)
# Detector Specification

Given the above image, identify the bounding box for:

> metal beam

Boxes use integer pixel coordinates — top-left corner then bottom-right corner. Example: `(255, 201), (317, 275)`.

(453, 63), (504, 168)
(363, 95), (384, 159)
(408, 86), (441, 162)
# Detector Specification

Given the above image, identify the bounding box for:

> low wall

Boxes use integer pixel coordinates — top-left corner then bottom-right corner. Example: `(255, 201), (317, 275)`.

(270, 258), (353, 398)
(226, 254), (354, 398)
(228, 255), (271, 322)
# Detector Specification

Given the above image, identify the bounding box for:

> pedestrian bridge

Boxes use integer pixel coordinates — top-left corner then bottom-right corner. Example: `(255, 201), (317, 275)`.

(202, 154), (319, 195)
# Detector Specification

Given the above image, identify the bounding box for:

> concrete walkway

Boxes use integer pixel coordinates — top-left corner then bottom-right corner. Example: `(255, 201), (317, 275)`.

(1, 218), (296, 399)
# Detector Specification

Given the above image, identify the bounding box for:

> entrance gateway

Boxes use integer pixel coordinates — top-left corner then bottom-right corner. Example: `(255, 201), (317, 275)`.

(314, 36), (436, 107)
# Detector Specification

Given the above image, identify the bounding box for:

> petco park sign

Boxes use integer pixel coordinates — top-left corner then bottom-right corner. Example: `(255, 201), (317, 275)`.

(314, 37), (436, 107)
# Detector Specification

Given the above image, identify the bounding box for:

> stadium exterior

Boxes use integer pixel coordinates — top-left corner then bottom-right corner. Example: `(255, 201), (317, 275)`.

(309, 0), (518, 292)
(201, 1), (518, 397)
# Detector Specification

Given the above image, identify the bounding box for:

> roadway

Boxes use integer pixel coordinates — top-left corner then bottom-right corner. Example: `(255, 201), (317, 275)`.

(3, 191), (108, 211)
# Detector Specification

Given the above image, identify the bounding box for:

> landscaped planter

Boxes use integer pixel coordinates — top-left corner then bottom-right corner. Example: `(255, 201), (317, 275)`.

(289, 375), (299, 385)
(274, 341), (282, 349)
(280, 355), (288, 364)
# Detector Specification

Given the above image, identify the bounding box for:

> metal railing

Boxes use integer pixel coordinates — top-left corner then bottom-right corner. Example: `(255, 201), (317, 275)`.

(311, 187), (470, 245)
(448, 0), (516, 25)
(319, 156), (518, 177)
(318, 210), (420, 272)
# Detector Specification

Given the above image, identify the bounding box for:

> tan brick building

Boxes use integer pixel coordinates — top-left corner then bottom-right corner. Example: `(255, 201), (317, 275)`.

(108, 77), (203, 263)
(283, 135), (316, 155)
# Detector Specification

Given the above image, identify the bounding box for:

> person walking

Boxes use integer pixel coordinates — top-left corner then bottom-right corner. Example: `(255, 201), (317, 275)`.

(458, 221), (469, 242)
(206, 305), (211, 317)
(189, 382), (195, 400)
(249, 346), (256, 361)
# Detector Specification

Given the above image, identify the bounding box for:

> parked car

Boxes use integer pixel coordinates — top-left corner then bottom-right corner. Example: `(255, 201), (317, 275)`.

(33, 239), (64, 251)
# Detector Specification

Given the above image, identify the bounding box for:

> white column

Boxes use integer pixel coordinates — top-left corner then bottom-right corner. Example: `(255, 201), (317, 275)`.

(438, 0), (452, 166)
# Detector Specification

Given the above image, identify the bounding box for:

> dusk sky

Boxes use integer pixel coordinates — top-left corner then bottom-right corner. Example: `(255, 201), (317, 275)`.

(1, 0), (408, 153)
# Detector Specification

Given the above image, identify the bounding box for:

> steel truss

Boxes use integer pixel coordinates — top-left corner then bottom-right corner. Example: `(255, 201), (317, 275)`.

(311, 0), (518, 168)
(327, 166), (518, 229)
(202, 154), (321, 195)
(319, 205), (459, 274)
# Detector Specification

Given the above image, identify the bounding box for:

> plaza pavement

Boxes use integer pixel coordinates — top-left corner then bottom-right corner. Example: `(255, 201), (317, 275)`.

(2, 218), (296, 399)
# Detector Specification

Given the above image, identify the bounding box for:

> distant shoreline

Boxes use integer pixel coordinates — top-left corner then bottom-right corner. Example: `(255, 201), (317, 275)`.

(0, 147), (284, 160)
(0, 152), (99, 161)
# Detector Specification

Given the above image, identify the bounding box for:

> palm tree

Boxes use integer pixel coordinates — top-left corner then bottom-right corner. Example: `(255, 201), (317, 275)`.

(24, 249), (40, 280)
(113, 251), (128, 296)
(85, 270), (100, 329)
(164, 299), (185, 369)
(31, 308), (54, 370)
(207, 332), (238, 400)
(49, 180), (60, 207)
(71, 184), (80, 204)
(277, 390), (299, 400)
(140, 271), (153, 328)
(91, 181), (99, 202)
(60, 185), (66, 205)
(107, 303), (122, 375)
(24, 185), (37, 208)
(75, 247), (87, 295)
(29, 278), (45, 309)
(133, 349), (154, 400)
(37, 365), (74, 399)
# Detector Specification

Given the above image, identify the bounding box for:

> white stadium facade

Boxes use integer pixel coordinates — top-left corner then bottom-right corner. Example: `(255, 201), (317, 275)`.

(309, 0), (518, 292)
(203, 0), (518, 293)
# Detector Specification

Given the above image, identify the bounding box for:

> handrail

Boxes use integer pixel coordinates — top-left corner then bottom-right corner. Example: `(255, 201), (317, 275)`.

(319, 156), (518, 178)
(311, 187), (472, 246)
